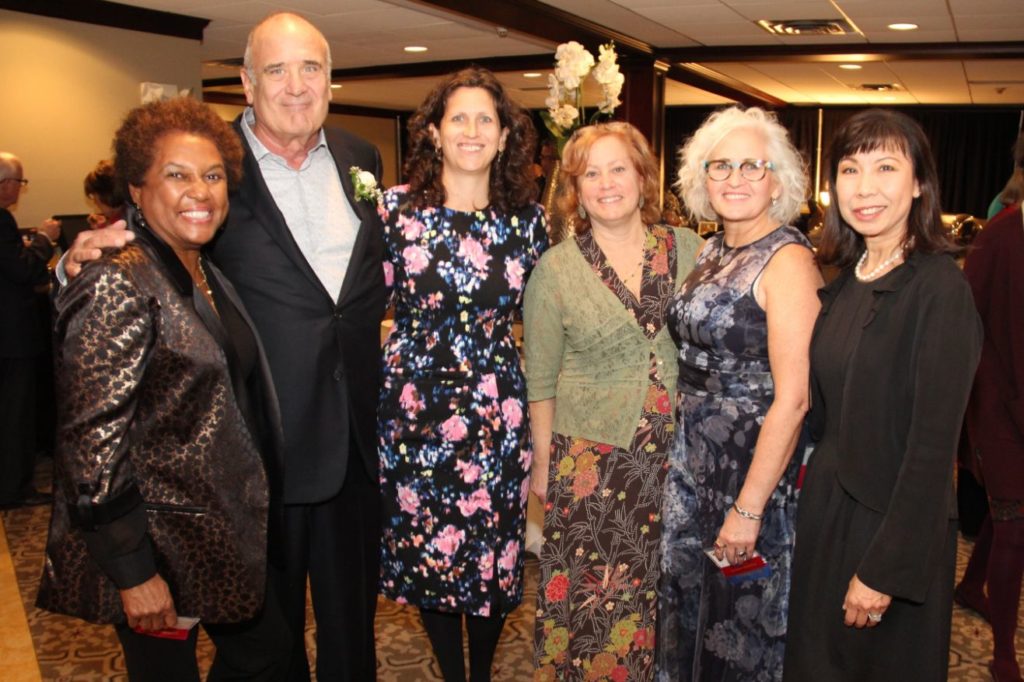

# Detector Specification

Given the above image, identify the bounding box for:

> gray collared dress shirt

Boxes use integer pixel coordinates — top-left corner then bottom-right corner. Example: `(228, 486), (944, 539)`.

(240, 107), (360, 301)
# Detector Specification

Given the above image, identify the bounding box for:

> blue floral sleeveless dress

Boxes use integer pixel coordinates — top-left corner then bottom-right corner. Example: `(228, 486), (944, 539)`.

(657, 226), (812, 681)
(377, 185), (548, 617)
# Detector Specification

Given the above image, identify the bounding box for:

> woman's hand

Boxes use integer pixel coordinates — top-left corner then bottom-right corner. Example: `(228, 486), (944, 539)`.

(713, 508), (761, 565)
(119, 574), (177, 632)
(843, 574), (891, 628)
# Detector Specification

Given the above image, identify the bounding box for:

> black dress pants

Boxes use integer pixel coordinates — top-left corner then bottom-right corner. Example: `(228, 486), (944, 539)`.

(0, 357), (37, 504)
(115, 566), (293, 681)
(282, 458), (380, 682)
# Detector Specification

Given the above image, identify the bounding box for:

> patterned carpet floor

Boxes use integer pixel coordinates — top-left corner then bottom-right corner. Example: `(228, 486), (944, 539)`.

(1, 498), (1017, 680)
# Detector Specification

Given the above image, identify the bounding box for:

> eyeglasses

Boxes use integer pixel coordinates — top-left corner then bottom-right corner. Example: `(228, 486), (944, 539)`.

(703, 159), (774, 182)
(0, 178), (28, 187)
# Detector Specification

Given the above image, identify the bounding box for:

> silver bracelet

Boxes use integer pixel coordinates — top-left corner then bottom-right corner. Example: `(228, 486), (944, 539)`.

(733, 503), (763, 521)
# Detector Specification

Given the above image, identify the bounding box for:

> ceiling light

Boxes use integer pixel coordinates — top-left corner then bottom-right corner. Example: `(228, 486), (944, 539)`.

(887, 22), (918, 31)
(404, 46), (428, 53)
(839, 64), (862, 70)
(330, 84), (342, 89)
(523, 72), (542, 78)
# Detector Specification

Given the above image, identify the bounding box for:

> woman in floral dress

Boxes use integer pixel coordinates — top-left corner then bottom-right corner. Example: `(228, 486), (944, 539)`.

(658, 107), (822, 681)
(524, 122), (702, 681)
(377, 68), (547, 682)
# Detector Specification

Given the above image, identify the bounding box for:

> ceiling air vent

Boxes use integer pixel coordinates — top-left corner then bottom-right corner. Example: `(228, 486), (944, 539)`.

(857, 83), (901, 92)
(757, 19), (856, 36)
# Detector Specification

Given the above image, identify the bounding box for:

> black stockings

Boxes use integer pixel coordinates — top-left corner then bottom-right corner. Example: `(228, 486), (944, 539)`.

(419, 608), (507, 682)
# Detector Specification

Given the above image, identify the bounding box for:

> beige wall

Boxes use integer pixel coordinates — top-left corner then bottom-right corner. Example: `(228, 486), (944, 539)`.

(0, 10), (203, 228)
(207, 102), (402, 188)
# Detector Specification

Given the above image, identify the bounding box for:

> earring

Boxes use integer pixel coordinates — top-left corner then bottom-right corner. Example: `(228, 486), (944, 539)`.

(638, 195), (645, 209)
(770, 196), (778, 206)
(578, 205), (587, 220)
(494, 148), (503, 166)
(132, 202), (149, 228)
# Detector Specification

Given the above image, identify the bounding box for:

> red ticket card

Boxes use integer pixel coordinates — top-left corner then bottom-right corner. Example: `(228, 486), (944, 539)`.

(132, 616), (200, 639)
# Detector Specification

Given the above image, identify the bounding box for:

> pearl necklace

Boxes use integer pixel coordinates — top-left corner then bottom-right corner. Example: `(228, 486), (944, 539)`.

(854, 245), (904, 282)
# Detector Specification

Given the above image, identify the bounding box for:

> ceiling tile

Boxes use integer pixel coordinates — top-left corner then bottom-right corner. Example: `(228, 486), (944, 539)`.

(866, 29), (959, 42)
(963, 59), (1024, 81)
(664, 79), (736, 105)
(971, 83), (1024, 104)
(886, 61), (971, 102)
(949, 0), (1024, 16)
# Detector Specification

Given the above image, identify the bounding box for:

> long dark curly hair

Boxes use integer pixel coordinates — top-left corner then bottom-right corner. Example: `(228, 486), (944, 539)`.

(403, 67), (537, 213)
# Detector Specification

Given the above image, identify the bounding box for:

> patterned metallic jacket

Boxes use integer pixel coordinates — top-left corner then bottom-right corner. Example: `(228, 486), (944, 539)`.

(37, 215), (281, 625)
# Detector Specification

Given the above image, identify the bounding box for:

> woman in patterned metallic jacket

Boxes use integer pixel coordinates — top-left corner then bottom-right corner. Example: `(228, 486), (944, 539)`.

(37, 97), (291, 681)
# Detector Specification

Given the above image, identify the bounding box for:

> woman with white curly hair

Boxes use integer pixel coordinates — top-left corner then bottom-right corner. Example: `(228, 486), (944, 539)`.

(657, 106), (823, 681)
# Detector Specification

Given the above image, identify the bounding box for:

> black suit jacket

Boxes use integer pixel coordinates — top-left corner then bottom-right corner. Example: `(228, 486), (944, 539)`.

(210, 118), (387, 504)
(0, 207), (54, 358)
(808, 252), (981, 602)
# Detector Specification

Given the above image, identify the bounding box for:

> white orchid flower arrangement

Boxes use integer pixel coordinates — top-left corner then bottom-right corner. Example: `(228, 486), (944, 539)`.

(542, 41), (625, 154)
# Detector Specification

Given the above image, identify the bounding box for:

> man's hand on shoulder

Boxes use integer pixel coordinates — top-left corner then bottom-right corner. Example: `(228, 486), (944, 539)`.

(37, 218), (61, 243)
(64, 220), (133, 279)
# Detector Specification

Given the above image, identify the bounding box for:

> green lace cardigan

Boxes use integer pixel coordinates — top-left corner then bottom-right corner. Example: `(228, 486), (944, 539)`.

(523, 226), (703, 449)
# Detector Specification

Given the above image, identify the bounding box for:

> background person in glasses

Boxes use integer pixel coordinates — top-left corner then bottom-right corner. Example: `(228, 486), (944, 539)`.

(0, 152), (59, 509)
(657, 107), (822, 681)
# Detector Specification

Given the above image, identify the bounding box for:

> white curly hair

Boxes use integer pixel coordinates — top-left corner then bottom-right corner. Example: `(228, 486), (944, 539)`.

(675, 106), (808, 226)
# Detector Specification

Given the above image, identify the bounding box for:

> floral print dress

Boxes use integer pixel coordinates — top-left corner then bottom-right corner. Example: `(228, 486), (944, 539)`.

(378, 186), (547, 617)
(534, 226), (677, 682)
(657, 226), (811, 682)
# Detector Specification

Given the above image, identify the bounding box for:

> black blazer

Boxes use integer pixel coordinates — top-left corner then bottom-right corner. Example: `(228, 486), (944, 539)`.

(808, 252), (981, 602)
(0, 207), (54, 358)
(210, 119), (387, 504)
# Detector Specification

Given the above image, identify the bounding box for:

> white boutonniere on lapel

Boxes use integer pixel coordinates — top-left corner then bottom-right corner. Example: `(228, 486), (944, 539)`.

(349, 166), (383, 204)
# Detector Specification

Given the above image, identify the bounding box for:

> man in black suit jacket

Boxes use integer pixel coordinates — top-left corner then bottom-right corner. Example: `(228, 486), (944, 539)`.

(63, 13), (386, 681)
(0, 152), (59, 508)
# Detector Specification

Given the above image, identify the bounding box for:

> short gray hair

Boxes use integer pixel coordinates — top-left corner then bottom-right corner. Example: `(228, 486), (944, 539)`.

(0, 152), (21, 180)
(676, 106), (808, 226)
(242, 11), (332, 84)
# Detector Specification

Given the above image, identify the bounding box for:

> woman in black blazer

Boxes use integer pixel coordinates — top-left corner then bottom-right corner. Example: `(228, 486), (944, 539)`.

(782, 109), (982, 681)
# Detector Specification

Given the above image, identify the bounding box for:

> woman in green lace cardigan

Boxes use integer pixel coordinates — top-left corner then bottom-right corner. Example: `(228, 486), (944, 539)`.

(524, 122), (702, 681)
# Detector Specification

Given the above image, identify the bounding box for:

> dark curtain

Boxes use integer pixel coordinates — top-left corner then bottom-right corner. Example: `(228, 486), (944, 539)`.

(775, 107), (819, 182)
(663, 106), (718, 194)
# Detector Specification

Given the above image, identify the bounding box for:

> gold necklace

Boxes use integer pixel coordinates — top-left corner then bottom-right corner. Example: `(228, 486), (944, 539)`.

(194, 258), (218, 313)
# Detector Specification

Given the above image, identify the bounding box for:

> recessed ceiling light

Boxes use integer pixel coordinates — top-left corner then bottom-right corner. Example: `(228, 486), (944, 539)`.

(839, 64), (862, 70)
(887, 22), (918, 31)
(404, 45), (428, 53)
(330, 84), (342, 89)
(523, 72), (542, 78)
